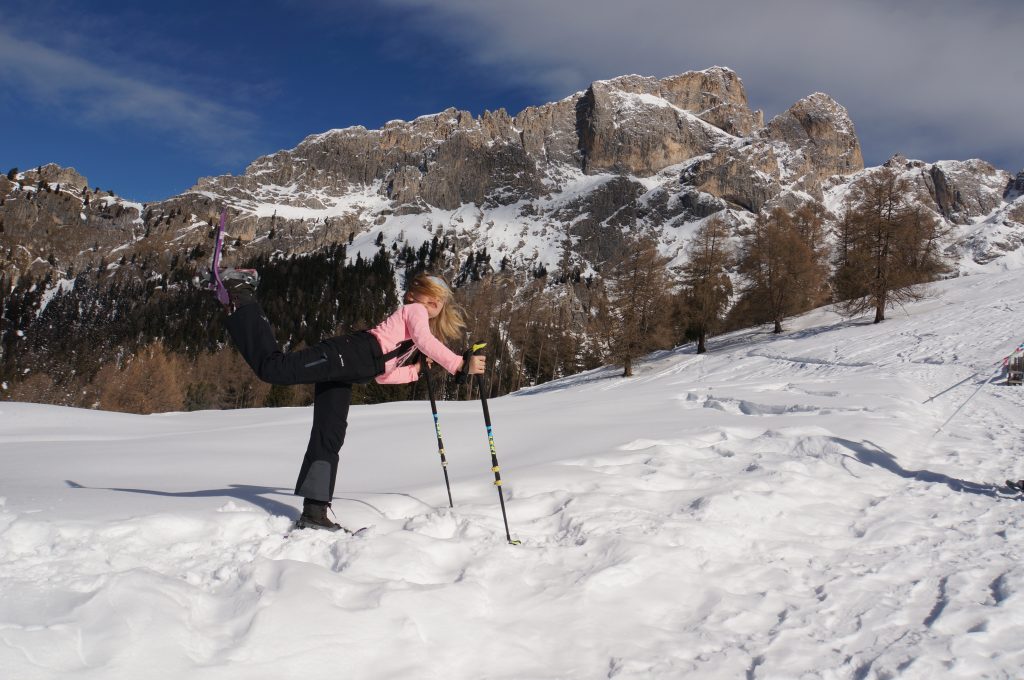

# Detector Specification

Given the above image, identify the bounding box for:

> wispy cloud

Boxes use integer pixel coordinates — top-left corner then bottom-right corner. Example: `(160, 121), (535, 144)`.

(0, 28), (258, 162)
(375, 0), (1024, 170)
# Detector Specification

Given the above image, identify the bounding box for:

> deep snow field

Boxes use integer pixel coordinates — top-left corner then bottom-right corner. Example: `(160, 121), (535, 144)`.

(2, 270), (1024, 680)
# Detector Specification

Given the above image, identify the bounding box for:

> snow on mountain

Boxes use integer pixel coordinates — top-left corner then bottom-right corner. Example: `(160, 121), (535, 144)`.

(2, 269), (1023, 679)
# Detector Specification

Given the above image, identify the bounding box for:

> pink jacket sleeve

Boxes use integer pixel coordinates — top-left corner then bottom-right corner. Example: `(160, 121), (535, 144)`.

(404, 305), (463, 374)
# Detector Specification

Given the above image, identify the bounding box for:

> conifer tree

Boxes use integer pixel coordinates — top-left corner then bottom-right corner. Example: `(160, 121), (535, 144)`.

(680, 216), (733, 353)
(833, 168), (949, 323)
(604, 234), (674, 376)
(737, 205), (829, 333)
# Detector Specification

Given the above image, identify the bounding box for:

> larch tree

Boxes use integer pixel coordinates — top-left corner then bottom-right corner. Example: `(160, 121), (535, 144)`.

(604, 234), (674, 376)
(680, 216), (733, 354)
(738, 205), (829, 333)
(833, 168), (949, 323)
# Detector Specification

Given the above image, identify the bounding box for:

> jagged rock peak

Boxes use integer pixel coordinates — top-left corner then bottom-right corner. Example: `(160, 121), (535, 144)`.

(767, 92), (864, 179)
(299, 107), (479, 145)
(796, 93), (856, 131)
(770, 92), (859, 143)
(291, 66), (757, 154)
(21, 163), (90, 191)
(591, 66), (762, 136)
(884, 153), (902, 165)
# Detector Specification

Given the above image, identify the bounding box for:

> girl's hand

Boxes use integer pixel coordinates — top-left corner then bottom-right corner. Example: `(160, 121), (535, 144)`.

(467, 354), (486, 375)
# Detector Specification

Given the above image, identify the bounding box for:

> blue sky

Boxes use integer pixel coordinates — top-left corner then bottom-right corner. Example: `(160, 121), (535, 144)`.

(2, 0), (1021, 202)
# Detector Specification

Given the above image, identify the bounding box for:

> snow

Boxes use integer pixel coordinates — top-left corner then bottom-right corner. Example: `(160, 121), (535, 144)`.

(3, 271), (1024, 678)
(35, 277), (75, 317)
(249, 168), (626, 277)
(606, 89), (738, 144)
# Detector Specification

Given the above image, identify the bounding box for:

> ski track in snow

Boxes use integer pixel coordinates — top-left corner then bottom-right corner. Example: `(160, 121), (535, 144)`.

(2, 272), (1024, 679)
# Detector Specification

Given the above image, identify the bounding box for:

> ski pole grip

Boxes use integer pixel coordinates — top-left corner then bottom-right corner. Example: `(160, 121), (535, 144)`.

(456, 342), (487, 384)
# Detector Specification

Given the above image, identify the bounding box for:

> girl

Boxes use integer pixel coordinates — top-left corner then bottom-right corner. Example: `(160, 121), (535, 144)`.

(218, 269), (486, 532)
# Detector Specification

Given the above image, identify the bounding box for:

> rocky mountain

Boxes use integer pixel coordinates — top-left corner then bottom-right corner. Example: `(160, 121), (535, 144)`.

(4, 66), (1020, 295)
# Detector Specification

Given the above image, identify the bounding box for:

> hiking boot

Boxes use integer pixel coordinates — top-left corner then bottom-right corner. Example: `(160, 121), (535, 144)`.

(220, 268), (259, 308)
(295, 499), (343, 532)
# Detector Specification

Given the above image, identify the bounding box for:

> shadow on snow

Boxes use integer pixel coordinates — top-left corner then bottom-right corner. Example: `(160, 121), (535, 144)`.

(836, 438), (1003, 498)
(64, 481), (429, 518)
(65, 480), (300, 517)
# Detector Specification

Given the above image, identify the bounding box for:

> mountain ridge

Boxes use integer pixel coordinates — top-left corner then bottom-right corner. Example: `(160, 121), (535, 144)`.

(3, 66), (1022, 289)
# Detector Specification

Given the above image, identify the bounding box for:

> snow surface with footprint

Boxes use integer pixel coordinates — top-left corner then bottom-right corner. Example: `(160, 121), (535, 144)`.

(2, 271), (1024, 680)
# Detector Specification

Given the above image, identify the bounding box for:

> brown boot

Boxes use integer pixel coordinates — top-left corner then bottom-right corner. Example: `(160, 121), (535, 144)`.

(295, 499), (343, 532)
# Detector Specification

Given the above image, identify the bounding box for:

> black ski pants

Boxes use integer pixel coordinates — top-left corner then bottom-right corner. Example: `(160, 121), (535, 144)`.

(225, 302), (385, 502)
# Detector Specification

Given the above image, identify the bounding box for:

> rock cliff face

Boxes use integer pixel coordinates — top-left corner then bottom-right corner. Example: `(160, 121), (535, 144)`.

(2, 67), (1021, 288)
(1003, 171), (1024, 201)
(0, 166), (143, 280)
(575, 67), (760, 175)
(766, 94), (863, 183)
(684, 144), (782, 213)
(193, 66), (763, 214)
(926, 160), (1008, 224)
(577, 82), (732, 176)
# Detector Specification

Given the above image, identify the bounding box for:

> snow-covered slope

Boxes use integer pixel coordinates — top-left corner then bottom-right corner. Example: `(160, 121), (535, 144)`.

(2, 271), (1024, 679)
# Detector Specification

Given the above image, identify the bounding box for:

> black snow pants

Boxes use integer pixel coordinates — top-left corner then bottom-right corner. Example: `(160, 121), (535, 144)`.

(225, 302), (386, 502)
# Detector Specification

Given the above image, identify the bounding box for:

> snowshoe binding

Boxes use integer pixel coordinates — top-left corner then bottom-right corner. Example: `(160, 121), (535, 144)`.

(294, 500), (365, 535)
(994, 479), (1024, 499)
(220, 268), (259, 308)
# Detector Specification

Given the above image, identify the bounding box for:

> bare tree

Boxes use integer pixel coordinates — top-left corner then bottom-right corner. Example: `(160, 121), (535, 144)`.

(833, 168), (949, 323)
(680, 216), (733, 353)
(738, 205), (829, 333)
(604, 234), (674, 376)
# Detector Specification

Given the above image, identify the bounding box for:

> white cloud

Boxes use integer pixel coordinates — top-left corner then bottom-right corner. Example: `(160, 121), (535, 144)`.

(0, 29), (257, 159)
(376, 0), (1024, 170)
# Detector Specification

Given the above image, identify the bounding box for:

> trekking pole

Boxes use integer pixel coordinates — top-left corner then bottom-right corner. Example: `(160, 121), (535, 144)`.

(932, 364), (1004, 436)
(922, 371), (979, 404)
(421, 356), (454, 508)
(463, 342), (520, 545)
(923, 349), (1018, 404)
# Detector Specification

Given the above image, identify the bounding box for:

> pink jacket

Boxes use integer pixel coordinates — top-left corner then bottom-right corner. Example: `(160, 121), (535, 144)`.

(369, 303), (463, 384)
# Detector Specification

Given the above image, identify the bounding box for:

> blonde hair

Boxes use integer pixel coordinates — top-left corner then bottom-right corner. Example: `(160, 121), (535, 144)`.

(405, 272), (466, 343)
